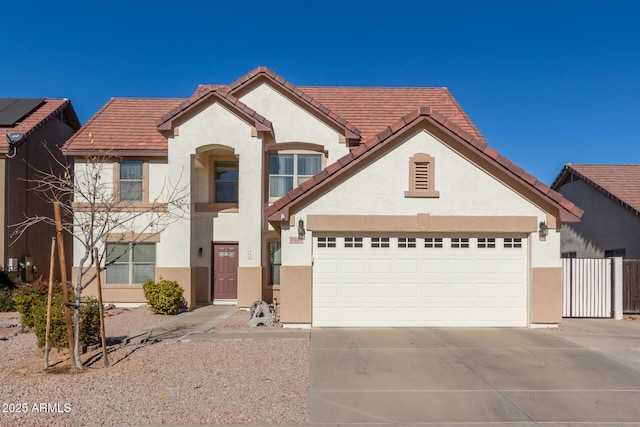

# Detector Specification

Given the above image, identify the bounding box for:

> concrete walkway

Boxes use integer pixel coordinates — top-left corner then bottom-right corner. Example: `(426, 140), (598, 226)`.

(124, 305), (309, 344)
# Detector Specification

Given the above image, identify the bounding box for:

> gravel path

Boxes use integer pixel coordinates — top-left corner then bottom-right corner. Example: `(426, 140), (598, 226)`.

(0, 307), (309, 426)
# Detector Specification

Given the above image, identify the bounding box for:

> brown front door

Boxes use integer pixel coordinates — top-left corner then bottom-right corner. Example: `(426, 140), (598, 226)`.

(212, 243), (238, 300)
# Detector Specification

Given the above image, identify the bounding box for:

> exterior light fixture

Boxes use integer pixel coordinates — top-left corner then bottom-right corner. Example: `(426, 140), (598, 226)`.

(197, 247), (203, 257)
(539, 221), (548, 241)
(298, 219), (305, 240)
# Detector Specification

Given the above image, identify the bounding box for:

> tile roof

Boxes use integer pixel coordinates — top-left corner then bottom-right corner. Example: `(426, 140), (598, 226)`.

(552, 164), (640, 215)
(1, 99), (80, 152)
(63, 98), (184, 156)
(298, 86), (485, 143)
(63, 67), (488, 157)
(266, 107), (583, 223)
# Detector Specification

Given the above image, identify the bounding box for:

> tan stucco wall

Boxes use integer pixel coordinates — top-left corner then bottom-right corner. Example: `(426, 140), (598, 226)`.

(531, 267), (562, 324)
(279, 266), (312, 324)
(237, 266), (263, 307)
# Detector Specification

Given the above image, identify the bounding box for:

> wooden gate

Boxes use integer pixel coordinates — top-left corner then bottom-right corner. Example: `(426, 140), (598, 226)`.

(623, 259), (640, 314)
(562, 258), (613, 318)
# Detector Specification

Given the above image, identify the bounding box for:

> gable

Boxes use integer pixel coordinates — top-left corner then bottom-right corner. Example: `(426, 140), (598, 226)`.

(237, 81), (345, 146)
(297, 129), (549, 220)
(266, 108), (582, 225)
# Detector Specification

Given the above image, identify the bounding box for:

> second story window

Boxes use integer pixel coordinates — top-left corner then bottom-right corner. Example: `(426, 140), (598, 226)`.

(269, 154), (321, 198)
(119, 160), (143, 202)
(214, 160), (239, 203)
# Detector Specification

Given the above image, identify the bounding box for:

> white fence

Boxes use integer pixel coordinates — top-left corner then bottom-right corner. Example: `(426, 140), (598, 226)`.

(562, 258), (613, 318)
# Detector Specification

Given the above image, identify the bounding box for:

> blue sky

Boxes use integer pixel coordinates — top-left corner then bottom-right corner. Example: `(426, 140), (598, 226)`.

(3, 1), (639, 184)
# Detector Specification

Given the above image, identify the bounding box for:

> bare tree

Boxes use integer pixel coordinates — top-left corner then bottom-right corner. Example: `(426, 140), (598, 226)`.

(10, 148), (190, 368)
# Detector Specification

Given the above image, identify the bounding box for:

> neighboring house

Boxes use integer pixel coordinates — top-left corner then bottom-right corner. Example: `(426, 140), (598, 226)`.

(552, 164), (640, 259)
(0, 98), (81, 280)
(63, 67), (583, 327)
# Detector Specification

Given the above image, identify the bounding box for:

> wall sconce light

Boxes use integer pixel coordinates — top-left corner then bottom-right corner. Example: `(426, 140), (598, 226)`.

(197, 247), (203, 257)
(539, 221), (548, 241)
(298, 219), (305, 240)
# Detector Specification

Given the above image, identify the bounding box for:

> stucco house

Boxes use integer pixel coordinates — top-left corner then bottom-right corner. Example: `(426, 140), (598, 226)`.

(552, 164), (640, 259)
(63, 67), (582, 327)
(1, 98), (80, 280)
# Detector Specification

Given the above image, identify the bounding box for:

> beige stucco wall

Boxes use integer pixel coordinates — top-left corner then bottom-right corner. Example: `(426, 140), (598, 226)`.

(237, 266), (263, 307)
(279, 265), (312, 324)
(531, 267), (562, 324)
(238, 83), (346, 161)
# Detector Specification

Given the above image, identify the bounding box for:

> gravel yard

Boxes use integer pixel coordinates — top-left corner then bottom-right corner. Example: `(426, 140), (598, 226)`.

(0, 307), (309, 426)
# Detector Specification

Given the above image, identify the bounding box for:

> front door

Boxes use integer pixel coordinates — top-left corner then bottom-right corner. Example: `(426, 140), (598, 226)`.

(212, 243), (238, 300)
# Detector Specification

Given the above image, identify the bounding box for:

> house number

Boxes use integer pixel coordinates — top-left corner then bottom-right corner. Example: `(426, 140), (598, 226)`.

(219, 251), (235, 257)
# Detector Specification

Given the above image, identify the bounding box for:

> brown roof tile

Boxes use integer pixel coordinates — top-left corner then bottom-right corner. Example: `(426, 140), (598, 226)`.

(553, 164), (640, 215)
(64, 98), (183, 155)
(299, 86), (485, 143)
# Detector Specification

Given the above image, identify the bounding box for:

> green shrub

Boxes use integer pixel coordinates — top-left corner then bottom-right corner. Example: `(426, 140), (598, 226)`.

(143, 278), (185, 315)
(12, 279), (65, 328)
(0, 267), (17, 312)
(79, 297), (101, 346)
(32, 294), (101, 350)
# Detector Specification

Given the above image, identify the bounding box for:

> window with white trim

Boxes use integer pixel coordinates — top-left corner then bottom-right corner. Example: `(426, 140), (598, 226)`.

(106, 243), (156, 284)
(317, 237), (336, 248)
(451, 238), (470, 248)
(477, 238), (496, 248)
(269, 154), (322, 197)
(119, 160), (143, 201)
(398, 237), (417, 248)
(425, 237), (443, 248)
(504, 238), (522, 248)
(371, 237), (390, 248)
(345, 237), (363, 248)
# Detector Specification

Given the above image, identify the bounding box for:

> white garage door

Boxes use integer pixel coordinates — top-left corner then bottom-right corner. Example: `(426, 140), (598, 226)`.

(313, 236), (528, 327)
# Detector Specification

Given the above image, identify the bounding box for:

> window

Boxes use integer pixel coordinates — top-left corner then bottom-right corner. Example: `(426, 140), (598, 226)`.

(269, 154), (322, 197)
(478, 238), (496, 249)
(317, 237), (336, 248)
(504, 238), (522, 248)
(119, 160), (143, 201)
(106, 243), (156, 284)
(269, 242), (281, 286)
(561, 251), (577, 259)
(213, 160), (239, 203)
(605, 248), (626, 258)
(345, 237), (363, 248)
(398, 237), (417, 248)
(425, 237), (443, 248)
(371, 237), (390, 248)
(404, 153), (439, 198)
(452, 238), (470, 248)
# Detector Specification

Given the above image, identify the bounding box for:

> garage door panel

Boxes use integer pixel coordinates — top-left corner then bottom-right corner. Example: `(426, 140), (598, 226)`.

(313, 235), (528, 327)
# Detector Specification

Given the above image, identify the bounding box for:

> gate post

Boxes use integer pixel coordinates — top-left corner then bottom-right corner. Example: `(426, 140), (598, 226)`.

(613, 257), (623, 320)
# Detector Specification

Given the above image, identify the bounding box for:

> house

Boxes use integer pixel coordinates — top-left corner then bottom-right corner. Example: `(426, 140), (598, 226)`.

(0, 98), (80, 280)
(552, 164), (640, 259)
(63, 67), (583, 327)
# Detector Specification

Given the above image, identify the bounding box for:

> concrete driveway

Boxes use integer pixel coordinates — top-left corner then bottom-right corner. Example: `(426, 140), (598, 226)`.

(310, 321), (640, 425)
